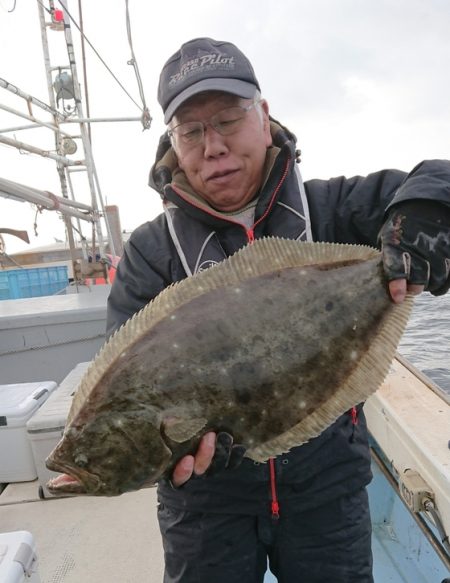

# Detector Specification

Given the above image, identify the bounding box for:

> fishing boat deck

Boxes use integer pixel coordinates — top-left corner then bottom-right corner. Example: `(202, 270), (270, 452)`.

(1, 464), (449, 582)
(0, 481), (164, 582)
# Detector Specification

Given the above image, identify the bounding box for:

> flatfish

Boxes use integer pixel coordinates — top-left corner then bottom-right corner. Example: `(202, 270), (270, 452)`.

(46, 238), (413, 495)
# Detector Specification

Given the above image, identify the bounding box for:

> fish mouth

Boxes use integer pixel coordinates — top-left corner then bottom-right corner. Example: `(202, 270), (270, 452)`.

(46, 458), (101, 494)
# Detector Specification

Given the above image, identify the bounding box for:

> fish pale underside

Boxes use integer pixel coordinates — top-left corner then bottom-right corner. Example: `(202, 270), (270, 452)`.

(45, 238), (414, 496)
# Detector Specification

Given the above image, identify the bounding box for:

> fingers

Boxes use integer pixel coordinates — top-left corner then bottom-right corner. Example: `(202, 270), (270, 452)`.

(207, 432), (233, 475)
(407, 283), (425, 295)
(171, 455), (195, 488)
(382, 245), (427, 302)
(193, 431), (216, 476)
(388, 279), (406, 304)
(388, 279), (424, 304)
(227, 444), (247, 470)
(170, 431), (216, 488)
(379, 201), (450, 296)
(170, 431), (246, 488)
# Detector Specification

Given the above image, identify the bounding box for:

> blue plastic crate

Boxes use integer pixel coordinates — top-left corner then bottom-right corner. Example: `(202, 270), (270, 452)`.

(0, 266), (68, 300)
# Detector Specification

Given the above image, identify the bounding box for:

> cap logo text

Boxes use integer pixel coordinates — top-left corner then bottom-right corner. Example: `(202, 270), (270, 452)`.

(169, 53), (236, 86)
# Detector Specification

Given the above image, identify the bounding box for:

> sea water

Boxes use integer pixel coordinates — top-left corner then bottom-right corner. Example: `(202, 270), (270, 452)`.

(398, 292), (450, 394)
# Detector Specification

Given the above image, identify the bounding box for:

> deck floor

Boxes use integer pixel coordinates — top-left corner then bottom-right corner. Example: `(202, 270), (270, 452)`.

(0, 481), (164, 582)
(1, 466), (448, 583)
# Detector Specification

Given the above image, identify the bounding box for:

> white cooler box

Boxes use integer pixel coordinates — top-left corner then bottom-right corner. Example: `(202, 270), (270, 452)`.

(0, 381), (57, 482)
(0, 530), (41, 583)
(26, 361), (90, 498)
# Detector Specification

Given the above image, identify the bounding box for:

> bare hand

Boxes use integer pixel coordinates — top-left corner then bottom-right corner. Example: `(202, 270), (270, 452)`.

(171, 431), (216, 488)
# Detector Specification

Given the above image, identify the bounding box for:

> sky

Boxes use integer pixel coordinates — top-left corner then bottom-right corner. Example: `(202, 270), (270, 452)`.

(0, 0), (449, 255)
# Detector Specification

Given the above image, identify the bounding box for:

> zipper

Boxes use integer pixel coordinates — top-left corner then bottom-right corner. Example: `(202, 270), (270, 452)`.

(246, 156), (291, 243)
(269, 458), (280, 519)
(171, 156), (292, 246)
(172, 160), (291, 519)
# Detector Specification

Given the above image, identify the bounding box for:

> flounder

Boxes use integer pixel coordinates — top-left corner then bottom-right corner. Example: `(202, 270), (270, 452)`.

(46, 238), (413, 496)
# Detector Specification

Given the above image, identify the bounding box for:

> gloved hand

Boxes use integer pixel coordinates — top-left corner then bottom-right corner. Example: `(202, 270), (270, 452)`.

(206, 432), (247, 476)
(170, 432), (246, 488)
(379, 200), (450, 298)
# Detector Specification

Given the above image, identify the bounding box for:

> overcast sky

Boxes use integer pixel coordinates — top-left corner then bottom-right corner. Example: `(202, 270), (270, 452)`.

(0, 0), (449, 254)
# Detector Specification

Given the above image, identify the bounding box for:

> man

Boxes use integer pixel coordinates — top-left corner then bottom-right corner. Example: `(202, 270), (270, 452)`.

(107, 38), (450, 582)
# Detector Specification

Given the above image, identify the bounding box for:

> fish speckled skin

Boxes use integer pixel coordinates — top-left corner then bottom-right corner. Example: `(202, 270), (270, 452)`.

(46, 239), (413, 496)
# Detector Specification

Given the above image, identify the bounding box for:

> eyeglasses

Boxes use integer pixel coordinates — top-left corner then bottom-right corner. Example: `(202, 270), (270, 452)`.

(168, 101), (261, 147)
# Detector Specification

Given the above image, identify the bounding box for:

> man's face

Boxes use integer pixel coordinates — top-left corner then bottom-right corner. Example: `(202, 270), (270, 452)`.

(170, 92), (272, 212)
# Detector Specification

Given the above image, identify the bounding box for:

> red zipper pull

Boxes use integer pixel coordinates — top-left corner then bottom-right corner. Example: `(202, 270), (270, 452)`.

(246, 227), (255, 243)
(269, 458), (280, 519)
(349, 406), (358, 443)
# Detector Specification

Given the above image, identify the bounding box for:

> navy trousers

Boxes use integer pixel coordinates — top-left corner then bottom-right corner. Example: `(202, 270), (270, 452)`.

(157, 487), (374, 583)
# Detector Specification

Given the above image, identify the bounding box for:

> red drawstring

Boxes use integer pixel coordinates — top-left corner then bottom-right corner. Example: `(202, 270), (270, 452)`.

(349, 406), (358, 442)
(269, 458), (280, 519)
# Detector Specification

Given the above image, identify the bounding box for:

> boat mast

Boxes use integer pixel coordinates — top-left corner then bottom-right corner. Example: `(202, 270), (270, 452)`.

(37, 0), (79, 282)
(0, 1), (150, 281)
(36, 0), (110, 284)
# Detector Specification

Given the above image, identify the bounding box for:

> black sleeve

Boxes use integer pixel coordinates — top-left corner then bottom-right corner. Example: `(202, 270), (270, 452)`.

(305, 159), (450, 246)
(387, 159), (450, 209)
(106, 216), (183, 337)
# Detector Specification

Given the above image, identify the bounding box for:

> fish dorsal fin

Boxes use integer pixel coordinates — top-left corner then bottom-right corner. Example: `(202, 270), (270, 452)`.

(67, 239), (380, 426)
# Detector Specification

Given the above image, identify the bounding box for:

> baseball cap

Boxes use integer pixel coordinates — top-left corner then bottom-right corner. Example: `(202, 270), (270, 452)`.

(158, 37), (261, 123)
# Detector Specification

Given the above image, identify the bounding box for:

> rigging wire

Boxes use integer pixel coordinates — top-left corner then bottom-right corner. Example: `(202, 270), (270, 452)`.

(0, 0), (17, 12)
(35, 0), (51, 15)
(77, 0), (92, 144)
(55, 0), (144, 114)
(125, 0), (151, 129)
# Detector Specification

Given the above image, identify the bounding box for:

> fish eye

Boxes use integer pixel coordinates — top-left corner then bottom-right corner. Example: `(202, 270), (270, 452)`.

(75, 453), (89, 468)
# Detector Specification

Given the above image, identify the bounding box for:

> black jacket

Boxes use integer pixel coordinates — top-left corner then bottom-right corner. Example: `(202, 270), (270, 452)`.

(106, 123), (450, 514)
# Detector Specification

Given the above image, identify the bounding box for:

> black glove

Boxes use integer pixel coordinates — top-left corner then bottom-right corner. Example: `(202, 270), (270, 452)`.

(206, 432), (246, 476)
(168, 432), (246, 490)
(379, 200), (450, 296)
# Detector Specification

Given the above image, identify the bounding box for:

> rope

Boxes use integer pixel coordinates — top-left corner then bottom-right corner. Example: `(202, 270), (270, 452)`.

(33, 205), (44, 236)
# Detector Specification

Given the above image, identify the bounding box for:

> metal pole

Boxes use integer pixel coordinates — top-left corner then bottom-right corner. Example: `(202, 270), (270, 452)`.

(0, 135), (82, 166)
(62, 116), (143, 123)
(0, 77), (64, 120)
(37, 0), (80, 282)
(0, 177), (93, 211)
(0, 102), (74, 138)
(59, 0), (109, 260)
(0, 179), (93, 222)
(1, 123), (54, 133)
